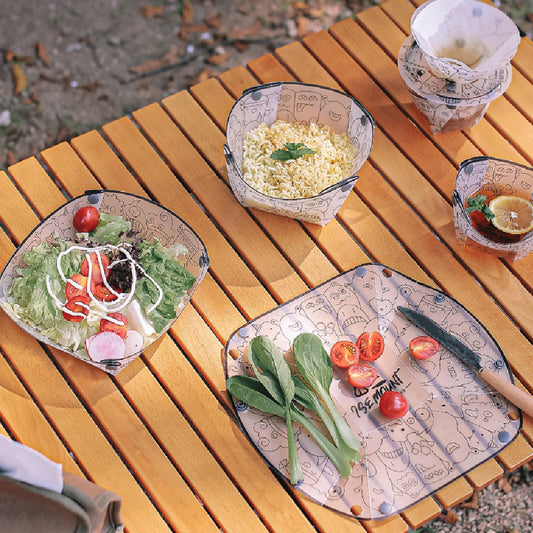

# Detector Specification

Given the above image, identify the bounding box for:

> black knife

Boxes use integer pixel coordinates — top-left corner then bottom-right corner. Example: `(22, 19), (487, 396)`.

(398, 306), (533, 418)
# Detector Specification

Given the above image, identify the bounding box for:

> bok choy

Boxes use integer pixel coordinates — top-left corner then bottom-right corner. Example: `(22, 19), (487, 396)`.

(248, 336), (302, 485)
(226, 375), (352, 480)
(226, 333), (361, 485)
(293, 333), (361, 454)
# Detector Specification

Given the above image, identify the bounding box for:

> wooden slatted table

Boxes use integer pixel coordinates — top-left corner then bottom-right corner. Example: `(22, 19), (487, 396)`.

(1, 0), (532, 531)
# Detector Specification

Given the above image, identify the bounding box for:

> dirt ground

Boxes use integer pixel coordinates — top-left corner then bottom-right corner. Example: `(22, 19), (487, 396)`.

(1, 0), (531, 168)
(0, 0), (357, 167)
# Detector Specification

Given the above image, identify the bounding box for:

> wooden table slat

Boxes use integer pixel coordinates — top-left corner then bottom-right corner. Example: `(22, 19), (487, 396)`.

(102, 114), (280, 318)
(434, 477), (474, 509)
(497, 435), (533, 471)
(466, 459), (504, 490)
(0, 171), (40, 241)
(8, 157), (67, 218)
(0, 333), (83, 476)
(401, 497), (443, 530)
(0, 316), (170, 532)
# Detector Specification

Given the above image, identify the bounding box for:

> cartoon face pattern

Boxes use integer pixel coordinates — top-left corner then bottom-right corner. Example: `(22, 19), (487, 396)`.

(225, 264), (520, 519)
(224, 82), (374, 225)
(398, 36), (513, 134)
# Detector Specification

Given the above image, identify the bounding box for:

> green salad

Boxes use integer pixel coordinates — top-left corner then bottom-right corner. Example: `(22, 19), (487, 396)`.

(5, 211), (196, 363)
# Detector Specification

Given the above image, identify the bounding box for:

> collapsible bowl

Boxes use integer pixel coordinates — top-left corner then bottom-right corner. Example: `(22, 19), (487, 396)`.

(224, 82), (375, 226)
(453, 157), (533, 261)
(398, 35), (512, 134)
(411, 0), (520, 82)
(0, 190), (209, 374)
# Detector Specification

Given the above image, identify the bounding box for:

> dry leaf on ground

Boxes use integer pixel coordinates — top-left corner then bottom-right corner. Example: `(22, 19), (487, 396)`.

(181, 0), (194, 24)
(12, 64), (27, 94)
(5, 51), (35, 65)
(204, 11), (222, 28)
(444, 510), (459, 524)
(54, 121), (72, 145)
(141, 5), (164, 17)
(296, 16), (309, 38)
(130, 45), (182, 74)
(6, 151), (16, 167)
(292, 1), (309, 13)
(231, 19), (261, 39)
(498, 477), (513, 493)
(197, 68), (214, 84)
(207, 51), (231, 65)
(81, 82), (99, 92)
(232, 40), (250, 52)
(35, 42), (51, 67)
(459, 491), (479, 509)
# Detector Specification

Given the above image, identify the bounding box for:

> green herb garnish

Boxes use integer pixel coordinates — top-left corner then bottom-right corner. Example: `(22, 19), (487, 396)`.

(466, 194), (495, 221)
(270, 142), (316, 161)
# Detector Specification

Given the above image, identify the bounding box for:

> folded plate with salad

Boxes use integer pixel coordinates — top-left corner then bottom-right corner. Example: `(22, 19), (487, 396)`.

(0, 191), (209, 373)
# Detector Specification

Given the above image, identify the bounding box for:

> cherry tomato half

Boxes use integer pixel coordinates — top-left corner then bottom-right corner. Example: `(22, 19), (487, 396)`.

(93, 284), (119, 303)
(65, 274), (88, 300)
(330, 340), (359, 368)
(347, 363), (378, 388)
(62, 295), (91, 322)
(100, 312), (128, 339)
(73, 206), (100, 233)
(356, 331), (385, 361)
(409, 336), (439, 360)
(379, 391), (409, 419)
(81, 252), (110, 285)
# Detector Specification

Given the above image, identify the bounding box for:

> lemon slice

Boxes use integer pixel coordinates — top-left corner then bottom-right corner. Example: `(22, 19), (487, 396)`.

(488, 195), (533, 235)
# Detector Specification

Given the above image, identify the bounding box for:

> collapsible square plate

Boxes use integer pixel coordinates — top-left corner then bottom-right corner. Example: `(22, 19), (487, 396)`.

(0, 190), (209, 374)
(224, 263), (521, 520)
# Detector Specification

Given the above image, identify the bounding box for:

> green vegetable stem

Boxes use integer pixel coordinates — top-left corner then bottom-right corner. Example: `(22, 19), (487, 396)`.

(293, 376), (360, 463)
(293, 333), (361, 455)
(248, 336), (303, 485)
(270, 142), (316, 161)
(226, 375), (352, 480)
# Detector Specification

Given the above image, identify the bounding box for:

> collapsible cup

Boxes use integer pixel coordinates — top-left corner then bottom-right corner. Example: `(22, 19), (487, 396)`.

(398, 35), (512, 134)
(411, 0), (520, 83)
(453, 157), (533, 261)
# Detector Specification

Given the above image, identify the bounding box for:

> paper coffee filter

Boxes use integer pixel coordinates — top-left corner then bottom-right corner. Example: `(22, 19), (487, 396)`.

(411, 0), (520, 80)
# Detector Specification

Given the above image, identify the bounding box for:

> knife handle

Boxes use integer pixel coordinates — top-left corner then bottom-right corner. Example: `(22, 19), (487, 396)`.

(479, 368), (533, 419)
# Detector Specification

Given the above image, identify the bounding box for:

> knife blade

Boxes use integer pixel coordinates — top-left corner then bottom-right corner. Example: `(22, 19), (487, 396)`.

(398, 306), (533, 418)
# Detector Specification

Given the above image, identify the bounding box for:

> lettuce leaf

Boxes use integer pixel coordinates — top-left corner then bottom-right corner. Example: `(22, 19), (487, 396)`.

(9, 239), (82, 330)
(89, 212), (131, 245)
(135, 239), (196, 333)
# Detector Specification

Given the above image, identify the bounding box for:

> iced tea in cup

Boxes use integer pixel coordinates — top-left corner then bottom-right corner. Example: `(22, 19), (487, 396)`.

(453, 157), (533, 261)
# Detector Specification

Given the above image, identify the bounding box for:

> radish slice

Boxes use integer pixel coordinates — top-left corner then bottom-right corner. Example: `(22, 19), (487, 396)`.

(124, 330), (144, 357)
(85, 331), (126, 362)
